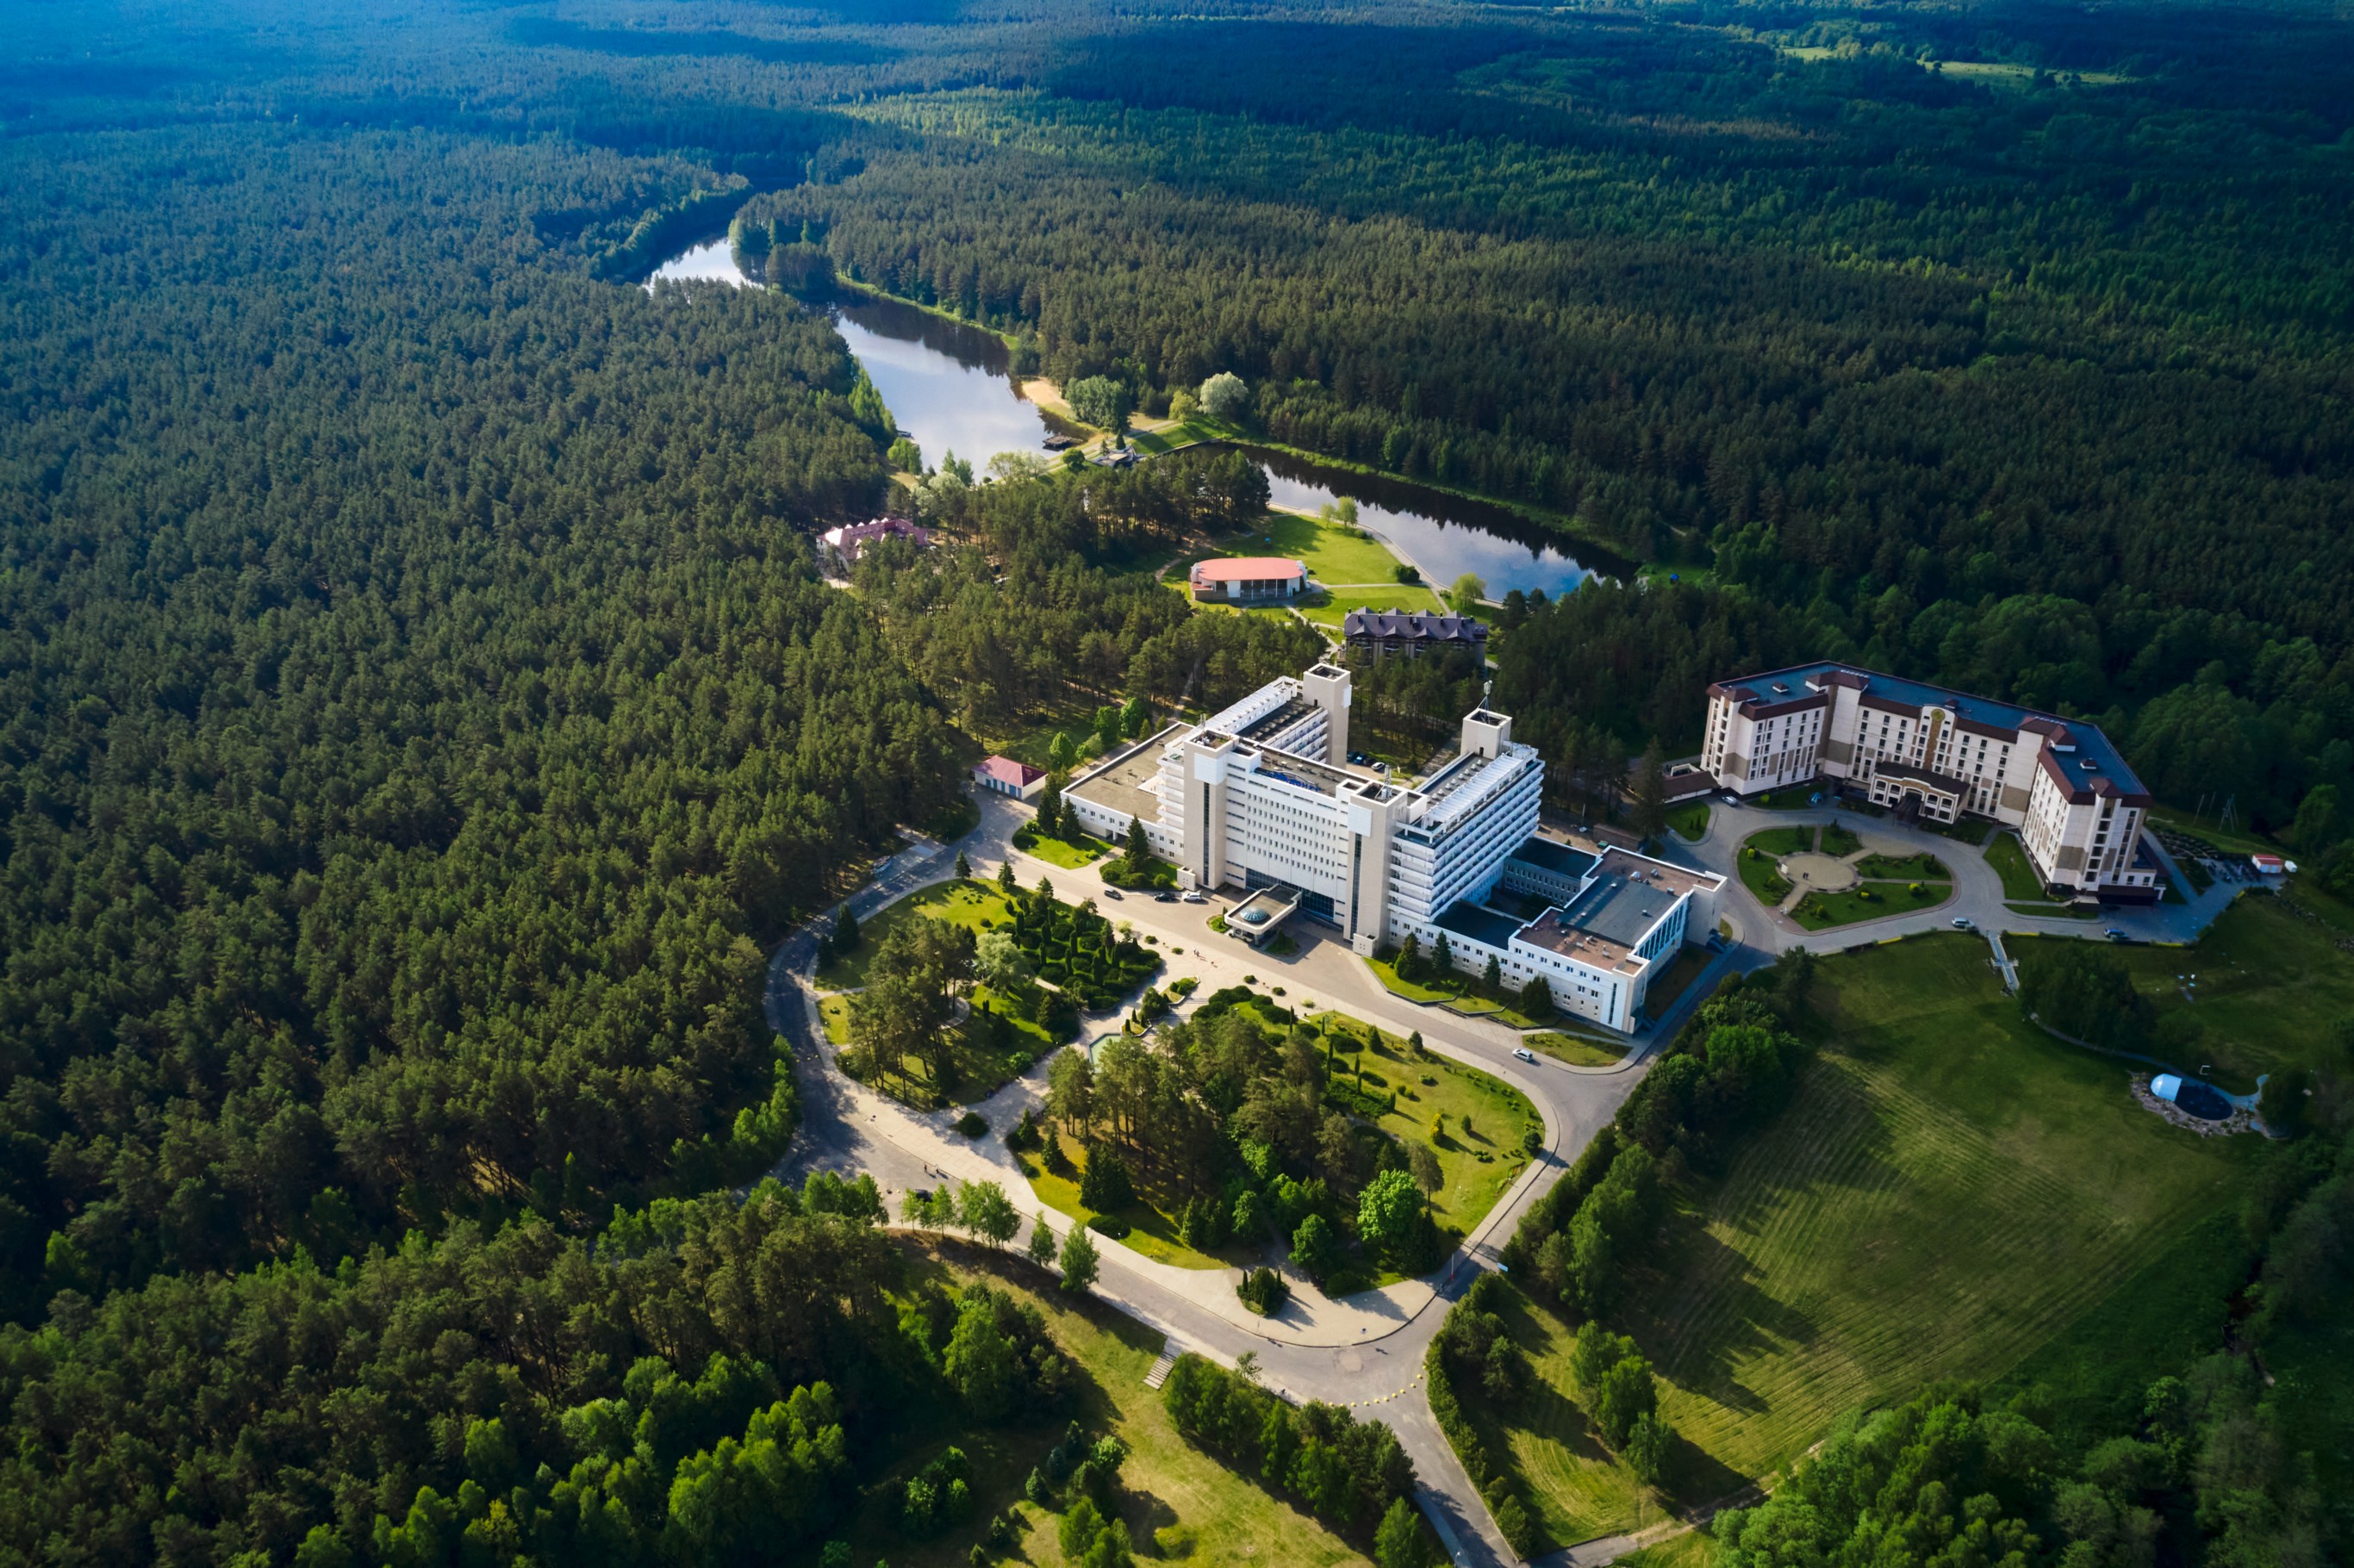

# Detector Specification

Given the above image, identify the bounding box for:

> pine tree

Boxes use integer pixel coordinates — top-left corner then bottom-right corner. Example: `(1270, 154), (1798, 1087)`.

(1124, 815), (1149, 871)
(834, 904), (861, 953)
(956, 850), (971, 880)
(1632, 738), (1669, 843)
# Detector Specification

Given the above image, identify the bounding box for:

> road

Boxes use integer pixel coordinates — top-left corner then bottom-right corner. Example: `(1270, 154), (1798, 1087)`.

(766, 788), (2243, 1564)
(765, 792), (1746, 1565)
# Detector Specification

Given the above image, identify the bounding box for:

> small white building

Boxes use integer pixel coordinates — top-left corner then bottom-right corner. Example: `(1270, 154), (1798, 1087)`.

(973, 756), (1046, 802)
(1188, 557), (1309, 604)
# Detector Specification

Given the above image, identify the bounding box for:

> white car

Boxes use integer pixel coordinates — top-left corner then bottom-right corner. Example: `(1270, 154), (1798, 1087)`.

(1950, 917), (1974, 930)
(1512, 1047), (1537, 1064)
(1180, 891), (1206, 904)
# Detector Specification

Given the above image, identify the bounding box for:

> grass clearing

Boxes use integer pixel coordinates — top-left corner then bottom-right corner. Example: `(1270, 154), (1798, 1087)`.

(2008, 901), (2099, 920)
(1666, 800), (1711, 842)
(1023, 832), (1109, 869)
(1790, 880), (1951, 930)
(1748, 787), (1822, 811)
(1252, 507), (1411, 586)
(1983, 831), (2046, 900)
(1298, 584), (1451, 628)
(1620, 934), (2252, 1479)
(1819, 822), (1860, 856)
(1524, 1030), (1629, 1067)
(2050, 892), (2354, 1091)
(845, 1237), (1372, 1568)
(1312, 1011), (1541, 1245)
(817, 879), (1020, 989)
(1025, 1137), (1249, 1272)
(819, 993), (851, 1043)
(1478, 1285), (1661, 1546)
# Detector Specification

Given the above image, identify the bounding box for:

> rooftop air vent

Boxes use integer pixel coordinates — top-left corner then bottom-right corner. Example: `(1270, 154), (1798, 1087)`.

(1772, 683), (1790, 694)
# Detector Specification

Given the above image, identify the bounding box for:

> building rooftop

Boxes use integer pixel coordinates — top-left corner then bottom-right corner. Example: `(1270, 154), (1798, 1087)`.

(1712, 662), (2147, 800)
(1190, 557), (1307, 582)
(1435, 899), (1525, 951)
(1513, 848), (1722, 974)
(1508, 834), (1598, 881)
(1343, 608), (1488, 644)
(1068, 725), (1185, 826)
(975, 756), (1045, 789)
(1236, 694), (1323, 747)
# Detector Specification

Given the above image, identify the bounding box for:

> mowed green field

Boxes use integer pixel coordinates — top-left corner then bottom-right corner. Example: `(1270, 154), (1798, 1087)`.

(1622, 936), (2253, 1480)
(2058, 889), (2354, 1092)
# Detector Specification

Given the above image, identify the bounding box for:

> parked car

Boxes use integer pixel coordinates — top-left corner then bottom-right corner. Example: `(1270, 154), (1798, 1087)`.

(2105, 928), (2128, 942)
(1101, 887), (1121, 899)
(1180, 891), (1206, 904)
(1154, 892), (1176, 903)
(1512, 1047), (1537, 1064)
(1950, 916), (1974, 930)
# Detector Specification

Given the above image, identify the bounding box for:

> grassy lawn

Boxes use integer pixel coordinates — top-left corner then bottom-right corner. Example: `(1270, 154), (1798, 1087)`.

(1748, 786), (1822, 811)
(1818, 821), (1860, 856)
(1368, 955), (1549, 1026)
(1734, 853), (1792, 906)
(841, 1237), (1372, 1568)
(1475, 1284), (1661, 1546)
(1743, 825), (1815, 857)
(1666, 800), (1711, 842)
(1367, 955), (1456, 1003)
(842, 996), (1048, 1109)
(2038, 892), (2354, 1092)
(1312, 1011), (1541, 1245)
(819, 993), (851, 1043)
(1641, 946), (1716, 1020)
(1854, 851), (1950, 880)
(2007, 901), (2099, 920)
(1024, 832), (1108, 869)
(1251, 507), (1408, 585)
(1297, 583), (1451, 629)
(817, 879), (1020, 989)
(1619, 934), (2252, 1480)
(1523, 1030), (1629, 1067)
(1789, 880), (1951, 930)
(1024, 1136), (1250, 1272)
(1612, 1533), (1715, 1568)
(1983, 831), (2046, 901)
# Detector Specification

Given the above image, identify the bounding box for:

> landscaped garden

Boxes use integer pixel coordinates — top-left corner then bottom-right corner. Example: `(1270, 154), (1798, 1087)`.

(1021, 987), (1538, 1299)
(820, 877), (1158, 1107)
(1789, 878), (1951, 930)
(1368, 932), (1556, 1027)
(1854, 851), (1951, 880)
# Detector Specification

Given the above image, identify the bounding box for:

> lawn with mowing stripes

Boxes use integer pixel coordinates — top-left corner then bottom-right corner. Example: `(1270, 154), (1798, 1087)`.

(1620, 935), (2253, 1480)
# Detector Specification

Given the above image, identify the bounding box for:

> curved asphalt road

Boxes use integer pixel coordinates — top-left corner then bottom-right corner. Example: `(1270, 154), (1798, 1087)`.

(764, 795), (1747, 1565)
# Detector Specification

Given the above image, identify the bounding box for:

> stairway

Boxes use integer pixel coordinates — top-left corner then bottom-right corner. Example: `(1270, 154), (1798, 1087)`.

(1143, 1345), (1178, 1389)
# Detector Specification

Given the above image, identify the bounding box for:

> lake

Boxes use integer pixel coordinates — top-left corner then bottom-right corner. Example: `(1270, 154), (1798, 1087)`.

(647, 238), (1614, 596)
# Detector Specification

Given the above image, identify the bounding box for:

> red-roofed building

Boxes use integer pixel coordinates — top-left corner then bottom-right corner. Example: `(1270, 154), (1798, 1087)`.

(973, 756), (1047, 802)
(1189, 557), (1309, 604)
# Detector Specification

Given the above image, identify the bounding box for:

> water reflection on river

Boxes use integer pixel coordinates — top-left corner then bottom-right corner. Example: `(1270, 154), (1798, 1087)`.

(646, 239), (1613, 597)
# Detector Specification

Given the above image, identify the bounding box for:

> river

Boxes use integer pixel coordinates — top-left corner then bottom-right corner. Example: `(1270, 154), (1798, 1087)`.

(647, 238), (1613, 598)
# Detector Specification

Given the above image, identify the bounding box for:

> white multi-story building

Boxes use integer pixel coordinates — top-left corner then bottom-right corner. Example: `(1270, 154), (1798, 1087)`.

(1701, 663), (2161, 903)
(1066, 663), (1722, 1032)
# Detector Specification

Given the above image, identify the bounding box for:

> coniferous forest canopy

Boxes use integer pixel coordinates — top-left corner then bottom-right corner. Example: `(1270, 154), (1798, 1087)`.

(0, 0), (2351, 1562)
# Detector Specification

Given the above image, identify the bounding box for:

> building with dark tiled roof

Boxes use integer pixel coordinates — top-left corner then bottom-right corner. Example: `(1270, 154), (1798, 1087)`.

(1703, 663), (2159, 903)
(1342, 607), (1488, 663)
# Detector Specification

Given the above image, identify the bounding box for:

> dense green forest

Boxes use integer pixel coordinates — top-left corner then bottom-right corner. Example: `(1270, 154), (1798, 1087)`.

(3, 0), (2351, 1560)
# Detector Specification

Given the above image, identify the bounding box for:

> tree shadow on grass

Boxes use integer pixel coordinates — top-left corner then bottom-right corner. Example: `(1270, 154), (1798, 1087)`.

(1619, 1223), (1820, 1417)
